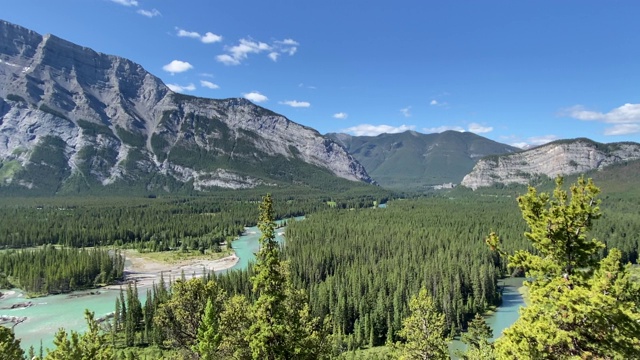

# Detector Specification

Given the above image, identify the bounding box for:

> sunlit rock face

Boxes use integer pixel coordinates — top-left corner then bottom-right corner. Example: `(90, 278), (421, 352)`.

(0, 20), (371, 192)
(461, 139), (640, 189)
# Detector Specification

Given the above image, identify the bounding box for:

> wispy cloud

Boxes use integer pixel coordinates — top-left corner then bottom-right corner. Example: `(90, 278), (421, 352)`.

(137, 8), (160, 17)
(342, 124), (415, 136)
(333, 112), (348, 119)
(400, 106), (411, 117)
(430, 100), (439, 106)
(217, 38), (299, 65)
(162, 60), (193, 74)
(298, 83), (317, 89)
(423, 126), (464, 133)
(275, 39), (299, 56)
(562, 103), (640, 135)
(176, 27), (222, 44)
(467, 123), (493, 134)
(280, 100), (310, 108)
(243, 91), (268, 103)
(111, 0), (138, 6)
(507, 135), (559, 149)
(200, 80), (219, 89)
(167, 83), (196, 93)
(268, 52), (280, 62)
(604, 124), (640, 136)
(216, 54), (240, 66)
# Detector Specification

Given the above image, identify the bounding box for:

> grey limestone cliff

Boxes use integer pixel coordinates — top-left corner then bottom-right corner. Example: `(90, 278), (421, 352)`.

(461, 139), (640, 189)
(0, 20), (371, 192)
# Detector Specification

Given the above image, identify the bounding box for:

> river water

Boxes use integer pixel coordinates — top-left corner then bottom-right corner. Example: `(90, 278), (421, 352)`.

(0, 218), (295, 352)
(1, 215), (525, 355)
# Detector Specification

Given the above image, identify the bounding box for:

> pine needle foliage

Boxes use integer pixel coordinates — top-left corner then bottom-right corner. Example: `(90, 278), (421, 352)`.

(489, 176), (640, 359)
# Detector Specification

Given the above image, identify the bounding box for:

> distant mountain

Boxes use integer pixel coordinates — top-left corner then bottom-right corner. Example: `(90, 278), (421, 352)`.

(0, 20), (372, 195)
(461, 138), (640, 189)
(326, 130), (519, 190)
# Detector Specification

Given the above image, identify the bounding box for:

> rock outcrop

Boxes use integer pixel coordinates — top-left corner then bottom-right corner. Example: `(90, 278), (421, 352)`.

(0, 20), (371, 193)
(461, 139), (640, 189)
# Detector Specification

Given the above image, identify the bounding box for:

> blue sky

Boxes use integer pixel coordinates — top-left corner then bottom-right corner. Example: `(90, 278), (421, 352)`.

(3, 0), (640, 147)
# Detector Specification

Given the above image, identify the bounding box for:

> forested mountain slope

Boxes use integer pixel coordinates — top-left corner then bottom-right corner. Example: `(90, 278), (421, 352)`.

(327, 130), (518, 190)
(0, 20), (372, 195)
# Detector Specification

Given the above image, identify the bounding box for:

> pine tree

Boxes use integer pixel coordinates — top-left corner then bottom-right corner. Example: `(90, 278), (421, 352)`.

(248, 194), (289, 359)
(459, 313), (494, 360)
(195, 299), (223, 360)
(395, 287), (449, 360)
(0, 326), (25, 360)
(490, 177), (640, 359)
(247, 194), (329, 359)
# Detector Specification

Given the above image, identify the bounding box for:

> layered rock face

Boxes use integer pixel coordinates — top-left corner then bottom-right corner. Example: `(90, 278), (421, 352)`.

(0, 20), (371, 192)
(461, 139), (640, 189)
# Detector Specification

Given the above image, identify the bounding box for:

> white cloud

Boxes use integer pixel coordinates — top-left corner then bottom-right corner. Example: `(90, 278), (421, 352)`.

(201, 32), (223, 44)
(423, 126), (464, 133)
(216, 54), (240, 66)
(604, 124), (640, 135)
(400, 106), (411, 117)
(176, 28), (222, 43)
(162, 60), (193, 74)
(177, 28), (201, 39)
(111, 0), (138, 6)
(268, 52), (280, 62)
(217, 38), (299, 65)
(510, 142), (530, 149)
(279, 39), (299, 46)
(430, 100), (439, 106)
(280, 100), (310, 108)
(200, 80), (220, 89)
(137, 8), (160, 17)
(333, 112), (348, 119)
(342, 124), (416, 136)
(467, 122), (493, 134)
(167, 83), (196, 93)
(563, 103), (640, 124)
(563, 103), (640, 136)
(243, 91), (268, 103)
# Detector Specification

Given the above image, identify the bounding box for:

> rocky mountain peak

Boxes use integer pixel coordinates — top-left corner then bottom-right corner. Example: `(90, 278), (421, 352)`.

(461, 138), (640, 189)
(0, 19), (372, 194)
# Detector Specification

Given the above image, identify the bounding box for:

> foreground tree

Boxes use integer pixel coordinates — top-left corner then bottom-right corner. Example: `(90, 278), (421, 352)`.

(154, 278), (225, 349)
(458, 314), (494, 360)
(394, 287), (449, 360)
(247, 194), (329, 360)
(489, 177), (640, 359)
(0, 326), (25, 360)
(44, 310), (114, 360)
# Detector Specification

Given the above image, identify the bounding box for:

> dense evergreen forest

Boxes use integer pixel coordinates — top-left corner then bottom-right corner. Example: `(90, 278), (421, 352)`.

(2, 169), (640, 359)
(0, 247), (124, 295)
(0, 189), (387, 250)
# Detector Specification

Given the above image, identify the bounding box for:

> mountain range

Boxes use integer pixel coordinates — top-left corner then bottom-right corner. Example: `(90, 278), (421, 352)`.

(1, 19), (639, 196)
(0, 20), (371, 195)
(327, 130), (519, 190)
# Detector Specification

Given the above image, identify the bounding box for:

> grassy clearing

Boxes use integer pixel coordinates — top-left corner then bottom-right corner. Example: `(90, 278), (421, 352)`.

(338, 345), (393, 359)
(126, 248), (233, 264)
(0, 160), (22, 181)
